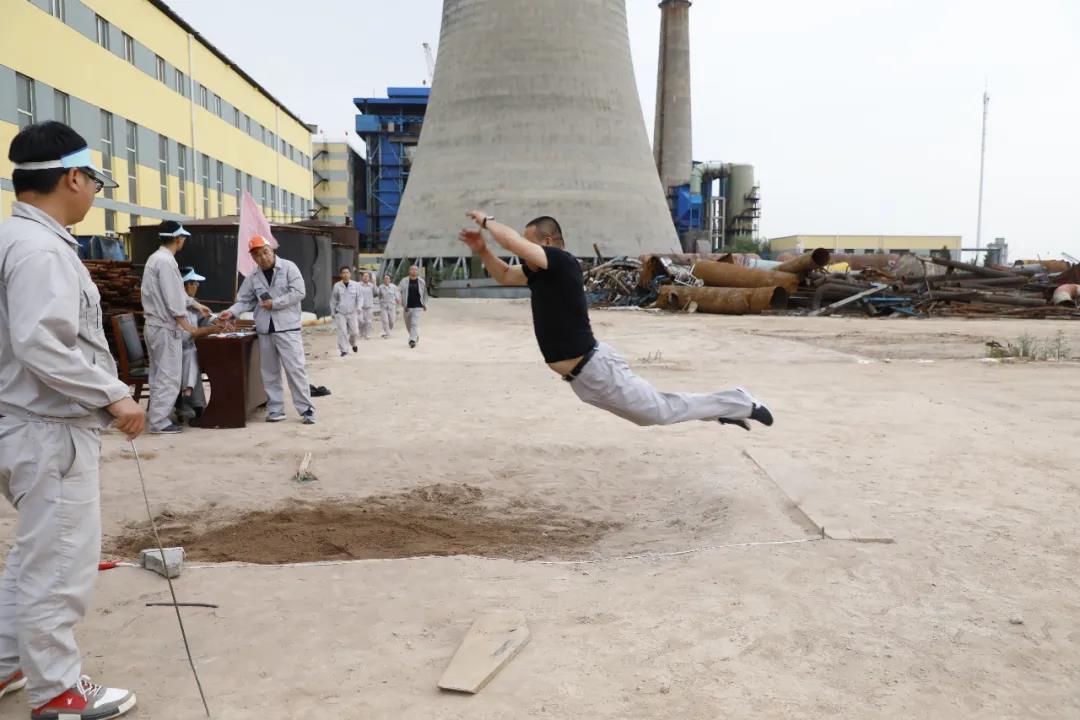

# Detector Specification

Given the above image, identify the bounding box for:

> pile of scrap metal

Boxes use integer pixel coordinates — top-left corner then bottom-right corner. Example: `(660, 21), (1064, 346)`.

(795, 256), (1080, 318)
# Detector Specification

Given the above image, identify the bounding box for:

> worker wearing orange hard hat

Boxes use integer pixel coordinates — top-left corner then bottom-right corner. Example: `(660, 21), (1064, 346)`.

(219, 235), (315, 424)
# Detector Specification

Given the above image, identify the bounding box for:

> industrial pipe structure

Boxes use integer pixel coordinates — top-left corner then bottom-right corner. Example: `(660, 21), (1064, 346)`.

(691, 260), (800, 293)
(658, 285), (789, 315)
(385, 0), (679, 260)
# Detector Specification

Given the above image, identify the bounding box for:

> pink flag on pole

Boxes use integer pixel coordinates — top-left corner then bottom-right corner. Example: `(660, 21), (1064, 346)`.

(236, 190), (278, 277)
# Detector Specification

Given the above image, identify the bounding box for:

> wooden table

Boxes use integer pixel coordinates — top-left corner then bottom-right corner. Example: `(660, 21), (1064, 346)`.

(194, 333), (267, 428)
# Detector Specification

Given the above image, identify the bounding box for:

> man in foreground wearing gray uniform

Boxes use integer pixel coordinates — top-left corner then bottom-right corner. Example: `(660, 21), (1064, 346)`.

(459, 211), (773, 430)
(0, 122), (141, 718)
(331, 266), (361, 356)
(140, 221), (215, 434)
(377, 273), (399, 338)
(220, 235), (315, 424)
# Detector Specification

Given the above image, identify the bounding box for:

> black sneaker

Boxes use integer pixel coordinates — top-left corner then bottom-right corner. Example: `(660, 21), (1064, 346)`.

(352, 345), (358, 353)
(150, 424), (182, 435)
(718, 388), (773, 431)
(409, 340), (416, 348)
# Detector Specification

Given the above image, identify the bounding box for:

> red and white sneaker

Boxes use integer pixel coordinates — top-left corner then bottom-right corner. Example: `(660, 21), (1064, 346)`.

(31, 676), (136, 719)
(0, 670), (27, 699)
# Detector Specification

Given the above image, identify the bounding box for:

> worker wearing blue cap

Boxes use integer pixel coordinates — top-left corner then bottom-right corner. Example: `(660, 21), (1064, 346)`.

(141, 221), (216, 434)
(0, 122), (142, 718)
(179, 267), (210, 419)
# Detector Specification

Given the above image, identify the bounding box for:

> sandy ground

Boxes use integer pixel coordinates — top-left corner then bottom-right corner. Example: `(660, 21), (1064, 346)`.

(1, 300), (1078, 719)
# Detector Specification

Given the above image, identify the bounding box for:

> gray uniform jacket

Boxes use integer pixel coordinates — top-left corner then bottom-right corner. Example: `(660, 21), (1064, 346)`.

(358, 282), (376, 309)
(398, 277), (428, 309)
(377, 283), (399, 307)
(331, 281), (361, 316)
(141, 246), (187, 329)
(0, 202), (130, 428)
(226, 257), (306, 334)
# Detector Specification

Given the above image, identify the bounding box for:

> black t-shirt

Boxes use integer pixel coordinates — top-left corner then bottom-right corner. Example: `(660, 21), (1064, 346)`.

(522, 246), (596, 363)
(407, 278), (423, 309)
(261, 264), (276, 332)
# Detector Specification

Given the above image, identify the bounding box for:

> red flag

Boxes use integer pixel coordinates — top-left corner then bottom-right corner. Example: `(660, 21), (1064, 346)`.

(237, 190), (278, 277)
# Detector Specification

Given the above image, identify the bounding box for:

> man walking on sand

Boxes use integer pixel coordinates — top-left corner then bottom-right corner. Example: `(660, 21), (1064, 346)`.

(458, 211), (773, 430)
(398, 265), (427, 349)
(0, 121), (142, 718)
(358, 271), (376, 340)
(377, 274), (399, 338)
(331, 266), (361, 356)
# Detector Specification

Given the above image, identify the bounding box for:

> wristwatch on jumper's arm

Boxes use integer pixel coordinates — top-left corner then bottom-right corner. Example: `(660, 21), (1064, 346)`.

(481, 215), (495, 229)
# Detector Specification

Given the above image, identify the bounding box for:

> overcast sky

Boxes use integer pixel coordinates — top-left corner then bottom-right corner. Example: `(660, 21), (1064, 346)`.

(168, 0), (1079, 260)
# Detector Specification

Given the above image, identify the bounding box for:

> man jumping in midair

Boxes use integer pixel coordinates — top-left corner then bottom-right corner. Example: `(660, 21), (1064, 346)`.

(458, 211), (773, 430)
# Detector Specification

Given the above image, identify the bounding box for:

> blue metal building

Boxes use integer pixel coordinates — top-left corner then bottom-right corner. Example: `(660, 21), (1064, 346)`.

(354, 87), (431, 251)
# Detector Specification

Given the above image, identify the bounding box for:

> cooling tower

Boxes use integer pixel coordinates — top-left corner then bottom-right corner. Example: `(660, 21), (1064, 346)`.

(383, 0), (680, 259)
(654, 0), (693, 191)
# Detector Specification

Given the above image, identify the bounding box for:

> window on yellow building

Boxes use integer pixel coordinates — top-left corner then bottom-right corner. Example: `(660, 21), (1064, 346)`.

(216, 160), (224, 216)
(158, 135), (169, 209)
(100, 110), (114, 200)
(156, 55), (166, 83)
(200, 153), (210, 218)
(54, 90), (70, 125)
(16, 74), (34, 129)
(50, 0), (66, 21)
(177, 143), (188, 214)
(95, 15), (109, 50)
(123, 33), (134, 64)
(125, 121), (138, 205)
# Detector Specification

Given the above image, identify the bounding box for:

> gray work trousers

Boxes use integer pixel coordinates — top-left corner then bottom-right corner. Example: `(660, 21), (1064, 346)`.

(568, 343), (753, 426)
(145, 324), (183, 431)
(405, 308), (423, 343)
(180, 342), (206, 409)
(359, 307), (374, 339)
(380, 304), (395, 334)
(0, 420), (101, 706)
(258, 331), (314, 417)
(334, 313), (359, 354)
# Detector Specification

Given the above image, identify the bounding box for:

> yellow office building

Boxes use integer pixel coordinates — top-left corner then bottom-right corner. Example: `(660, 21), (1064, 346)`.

(312, 139), (360, 226)
(1, 0), (314, 237)
(770, 235), (962, 257)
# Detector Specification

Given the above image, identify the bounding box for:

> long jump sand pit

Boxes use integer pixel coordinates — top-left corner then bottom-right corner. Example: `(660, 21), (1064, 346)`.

(109, 483), (617, 563)
(1, 300), (1078, 719)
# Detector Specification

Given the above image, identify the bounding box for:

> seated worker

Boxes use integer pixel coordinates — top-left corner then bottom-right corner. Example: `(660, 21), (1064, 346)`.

(177, 266), (212, 422)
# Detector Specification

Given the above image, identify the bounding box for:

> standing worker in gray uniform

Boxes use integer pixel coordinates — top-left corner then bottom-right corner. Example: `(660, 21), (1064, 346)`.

(0, 122), (142, 718)
(458, 211), (774, 430)
(140, 221), (215, 434)
(377, 273), (399, 338)
(330, 266), (361, 356)
(399, 265), (428, 349)
(219, 235), (316, 424)
(357, 271), (376, 340)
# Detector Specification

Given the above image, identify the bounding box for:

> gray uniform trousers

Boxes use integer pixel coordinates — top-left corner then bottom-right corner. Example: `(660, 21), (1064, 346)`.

(180, 342), (206, 409)
(380, 304), (396, 334)
(568, 343), (753, 426)
(145, 324), (183, 431)
(0, 420), (101, 705)
(259, 331), (314, 417)
(359, 307), (374, 339)
(334, 312), (360, 354)
(405, 308), (423, 344)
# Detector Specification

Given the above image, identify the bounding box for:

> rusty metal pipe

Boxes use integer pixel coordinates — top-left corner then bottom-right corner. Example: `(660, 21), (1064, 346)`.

(928, 257), (1017, 279)
(657, 285), (789, 314)
(691, 260), (800, 292)
(775, 248), (831, 276)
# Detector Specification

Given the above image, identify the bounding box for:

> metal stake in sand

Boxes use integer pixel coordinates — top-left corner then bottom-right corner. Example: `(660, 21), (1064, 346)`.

(131, 441), (212, 718)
